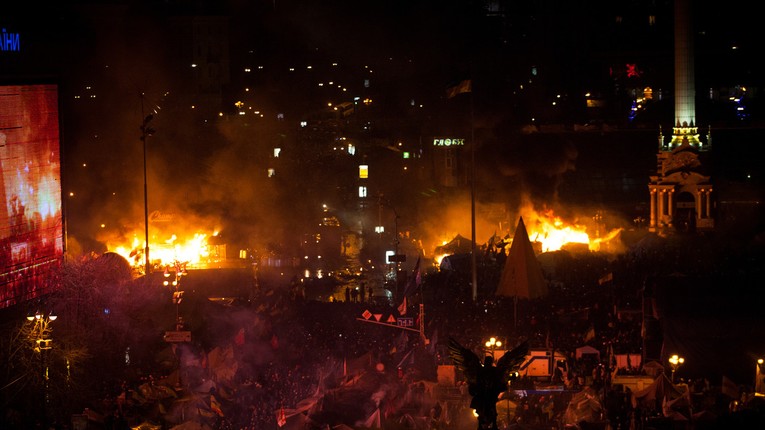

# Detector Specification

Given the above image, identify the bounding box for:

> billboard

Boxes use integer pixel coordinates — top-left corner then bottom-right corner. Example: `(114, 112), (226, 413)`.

(0, 83), (63, 308)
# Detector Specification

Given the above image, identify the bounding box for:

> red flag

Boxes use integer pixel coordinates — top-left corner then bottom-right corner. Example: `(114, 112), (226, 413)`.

(234, 328), (245, 346)
(277, 406), (287, 427)
(397, 296), (407, 316)
(271, 334), (279, 350)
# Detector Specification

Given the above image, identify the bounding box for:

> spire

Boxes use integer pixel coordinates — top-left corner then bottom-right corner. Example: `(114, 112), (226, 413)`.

(496, 217), (548, 299)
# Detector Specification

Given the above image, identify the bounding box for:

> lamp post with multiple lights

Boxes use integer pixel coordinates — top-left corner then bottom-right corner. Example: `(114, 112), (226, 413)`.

(485, 337), (503, 359)
(164, 260), (188, 330)
(26, 309), (57, 425)
(668, 354), (684, 383)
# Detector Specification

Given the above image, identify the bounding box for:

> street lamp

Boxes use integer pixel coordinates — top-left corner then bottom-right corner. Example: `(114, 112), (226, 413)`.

(26, 310), (57, 425)
(668, 354), (684, 383)
(27, 310), (57, 352)
(164, 260), (188, 330)
(140, 95), (155, 276)
(378, 195), (401, 296)
(485, 337), (503, 359)
(755, 358), (764, 395)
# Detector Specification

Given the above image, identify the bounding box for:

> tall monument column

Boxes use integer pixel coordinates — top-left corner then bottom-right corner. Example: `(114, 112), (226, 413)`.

(647, 0), (713, 233)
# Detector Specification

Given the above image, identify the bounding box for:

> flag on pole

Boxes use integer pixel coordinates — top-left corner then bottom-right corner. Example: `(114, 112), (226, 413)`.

(598, 272), (614, 285)
(211, 395), (224, 417)
(402, 256), (422, 298)
(446, 79), (472, 98)
(397, 295), (407, 316)
(234, 327), (245, 346)
(277, 406), (287, 427)
(584, 325), (596, 342)
(363, 408), (382, 428)
(722, 375), (740, 399)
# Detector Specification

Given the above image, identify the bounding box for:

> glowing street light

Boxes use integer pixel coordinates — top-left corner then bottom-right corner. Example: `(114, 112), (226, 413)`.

(668, 354), (684, 383)
(164, 260), (188, 330)
(26, 309), (57, 425)
(756, 358), (764, 395)
(485, 337), (503, 359)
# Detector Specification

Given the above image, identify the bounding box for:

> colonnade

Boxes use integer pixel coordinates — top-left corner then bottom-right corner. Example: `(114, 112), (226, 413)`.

(648, 185), (713, 230)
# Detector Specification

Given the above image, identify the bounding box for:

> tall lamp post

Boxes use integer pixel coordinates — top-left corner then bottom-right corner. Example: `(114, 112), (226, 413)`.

(27, 310), (57, 425)
(668, 354), (684, 383)
(164, 260), (188, 330)
(485, 337), (503, 359)
(377, 195), (401, 296)
(755, 358), (764, 395)
(140, 95), (155, 275)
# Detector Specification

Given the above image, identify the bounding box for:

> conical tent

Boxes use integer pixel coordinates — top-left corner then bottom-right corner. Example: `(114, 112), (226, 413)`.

(496, 217), (548, 299)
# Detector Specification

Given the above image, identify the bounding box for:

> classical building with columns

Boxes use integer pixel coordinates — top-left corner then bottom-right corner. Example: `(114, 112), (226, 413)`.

(648, 0), (714, 233)
(648, 124), (713, 232)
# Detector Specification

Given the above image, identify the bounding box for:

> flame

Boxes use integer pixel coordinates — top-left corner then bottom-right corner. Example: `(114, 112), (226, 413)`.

(523, 208), (623, 253)
(525, 209), (590, 253)
(434, 253), (450, 266)
(429, 208), (623, 259)
(109, 231), (211, 269)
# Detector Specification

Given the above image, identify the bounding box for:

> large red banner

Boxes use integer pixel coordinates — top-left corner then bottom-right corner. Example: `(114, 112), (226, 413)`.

(0, 84), (63, 308)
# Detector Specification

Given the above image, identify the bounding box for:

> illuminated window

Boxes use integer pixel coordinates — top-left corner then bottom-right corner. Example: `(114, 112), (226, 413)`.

(268, 168), (276, 177)
(359, 186), (367, 198)
(403, 152), (410, 159)
(273, 148), (281, 158)
(359, 165), (369, 179)
(364, 79), (370, 88)
(347, 143), (356, 155)
(649, 15), (656, 26)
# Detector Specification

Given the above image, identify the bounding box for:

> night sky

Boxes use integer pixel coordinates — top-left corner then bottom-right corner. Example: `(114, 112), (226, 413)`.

(2, 0), (765, 257)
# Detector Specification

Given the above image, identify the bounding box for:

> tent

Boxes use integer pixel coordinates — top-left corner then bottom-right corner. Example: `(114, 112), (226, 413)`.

(642, 361), (664, 378)
(575, 345), (600, 360)
(632, 374), (689, 414)
(562, 387), (605, 427)
(495, 217), (548, 299)
(435, 234), (474, 255)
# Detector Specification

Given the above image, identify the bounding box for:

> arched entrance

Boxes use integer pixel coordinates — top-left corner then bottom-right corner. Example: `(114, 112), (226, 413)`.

(673, 191), (696, 233)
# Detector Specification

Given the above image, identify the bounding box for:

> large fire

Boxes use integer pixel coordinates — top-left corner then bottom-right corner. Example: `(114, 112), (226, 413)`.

(108, 209), (622, 274)
(110, 232), (214, 271)
(525, 208), (623, 253)
(433, 208), (623, 265)
(526, 209), (588, 252)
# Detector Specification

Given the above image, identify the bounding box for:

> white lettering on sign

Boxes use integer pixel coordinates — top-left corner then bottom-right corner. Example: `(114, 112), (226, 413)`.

(432, 138), (465, 147)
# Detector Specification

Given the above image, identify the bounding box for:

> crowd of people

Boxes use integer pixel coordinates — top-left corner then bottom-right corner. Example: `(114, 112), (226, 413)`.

(12, 231), (765, 429)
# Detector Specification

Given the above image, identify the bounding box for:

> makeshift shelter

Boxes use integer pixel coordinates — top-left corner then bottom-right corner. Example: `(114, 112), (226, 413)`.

(495, 217), (548, 299)
(435, 234), (474, 255)
(632, 374), (689, 413)
(642, 361), (664, 379)
(562, 387), (605, 427)
(575, 345), (601, 360)
(439, 253), (471, 272)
